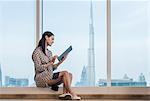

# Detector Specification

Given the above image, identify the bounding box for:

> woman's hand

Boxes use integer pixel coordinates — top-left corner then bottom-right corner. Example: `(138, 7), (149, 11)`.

(59, 54), (68, 64)
(52, 54), (68, 68)
(51, 55), (58, 63)
(48, 55), (58, 67)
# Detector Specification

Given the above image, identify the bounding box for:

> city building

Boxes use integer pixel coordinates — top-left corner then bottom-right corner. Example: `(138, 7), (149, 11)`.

(75, 66), (88, 86)
(5, 76), (29, 87)
(86, 0), (96, 86)
(98, 74), (147, 87)
(76, 0), (96, 87)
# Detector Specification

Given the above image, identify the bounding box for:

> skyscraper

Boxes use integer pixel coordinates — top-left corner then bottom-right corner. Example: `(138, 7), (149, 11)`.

(0, 63), (2, 87)
(87, 0), (95, 86)
(138, 73), (146, 82)
(75, 66), (88, 86)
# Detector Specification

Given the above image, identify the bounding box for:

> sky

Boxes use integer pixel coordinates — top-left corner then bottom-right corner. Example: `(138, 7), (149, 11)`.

(0, 0), (150, 86)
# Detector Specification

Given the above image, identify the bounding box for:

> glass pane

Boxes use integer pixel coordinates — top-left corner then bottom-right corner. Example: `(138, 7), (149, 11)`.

(111, 0), (150, 87)
(0, 0), (35, 87)
(43, 0), (106, 87)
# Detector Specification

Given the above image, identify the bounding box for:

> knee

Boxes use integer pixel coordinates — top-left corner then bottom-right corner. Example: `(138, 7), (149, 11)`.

(63, 71), (69, 76)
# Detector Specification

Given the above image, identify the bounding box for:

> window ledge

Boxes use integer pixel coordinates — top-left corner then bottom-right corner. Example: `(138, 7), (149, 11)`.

(0, 87), (150, 100)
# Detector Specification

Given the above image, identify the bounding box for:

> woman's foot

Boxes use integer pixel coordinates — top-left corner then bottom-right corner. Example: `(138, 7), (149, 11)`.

(70, 92), (81, 100)
(59, 93), (71, 98)
(59, 93), (72, 100)
(71, 95), (81, 100)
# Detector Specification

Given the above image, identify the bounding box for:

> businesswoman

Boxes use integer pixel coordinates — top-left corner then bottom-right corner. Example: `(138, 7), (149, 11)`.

(32, 31), (81, 100)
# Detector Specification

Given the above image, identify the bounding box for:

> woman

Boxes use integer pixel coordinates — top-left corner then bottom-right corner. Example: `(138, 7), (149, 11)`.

(32, 31), (81, 100)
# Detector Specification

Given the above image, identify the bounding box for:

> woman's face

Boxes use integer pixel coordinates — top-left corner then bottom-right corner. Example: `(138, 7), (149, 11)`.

(45, 35), (54, 46)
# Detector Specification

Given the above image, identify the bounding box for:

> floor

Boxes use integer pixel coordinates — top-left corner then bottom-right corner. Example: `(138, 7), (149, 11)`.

(0, 87), (150, 101)
(0, 99), (150, 101)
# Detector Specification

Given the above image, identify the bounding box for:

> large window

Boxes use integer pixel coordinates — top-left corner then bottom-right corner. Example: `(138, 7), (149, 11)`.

(43, 0), (107, 86)
(111, 0), (150, 87)
(0, 0), (149, 87)
(0, 0), (35, 87)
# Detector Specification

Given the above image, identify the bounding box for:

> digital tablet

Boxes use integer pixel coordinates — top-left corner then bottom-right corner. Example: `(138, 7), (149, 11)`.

(57, 46), (72, 61)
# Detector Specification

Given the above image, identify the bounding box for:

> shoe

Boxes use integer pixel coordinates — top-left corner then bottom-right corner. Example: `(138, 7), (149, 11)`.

(59, 93), (72, 100)
(71, 95), (81, 100)
(59, 93), (71, 98)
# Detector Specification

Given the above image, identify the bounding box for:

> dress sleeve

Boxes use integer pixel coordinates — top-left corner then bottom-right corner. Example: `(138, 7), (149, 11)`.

(47, 50), (57, 71)
(32, 49), (49, 73)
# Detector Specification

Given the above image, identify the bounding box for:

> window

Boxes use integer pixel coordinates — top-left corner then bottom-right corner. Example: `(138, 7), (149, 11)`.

(43, 0), (107, 86)
(111, 0), (150, 87)
(0, 0), (35, 87)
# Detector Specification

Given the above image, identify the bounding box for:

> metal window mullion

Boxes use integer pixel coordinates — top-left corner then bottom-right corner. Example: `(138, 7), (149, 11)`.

(41, 0), (43, 34)
(36, 0), (40, 46)
(107, 0), (111, 87)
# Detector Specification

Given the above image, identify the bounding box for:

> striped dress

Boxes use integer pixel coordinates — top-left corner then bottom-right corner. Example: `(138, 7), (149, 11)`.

(32, 46), (55, 87)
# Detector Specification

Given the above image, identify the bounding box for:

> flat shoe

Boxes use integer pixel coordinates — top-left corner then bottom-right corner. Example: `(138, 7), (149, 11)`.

(59, 93), (72, 100)
(59, 93), (71, 98)
(71, 96), (81, 100)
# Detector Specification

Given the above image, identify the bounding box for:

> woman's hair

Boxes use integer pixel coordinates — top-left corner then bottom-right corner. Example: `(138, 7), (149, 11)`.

(38, 31), (54, 55)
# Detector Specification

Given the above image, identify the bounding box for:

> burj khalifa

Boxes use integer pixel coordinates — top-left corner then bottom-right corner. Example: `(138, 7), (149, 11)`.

(87, 0), (95, 86)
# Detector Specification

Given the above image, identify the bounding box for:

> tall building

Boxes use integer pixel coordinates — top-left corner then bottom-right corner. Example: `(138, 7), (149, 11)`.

(75, 66), (88, 86)
(5, 76), (29, 87)
(98, 74), (147, 87)
(138, 73), (145, 82)
(87, 0), (95, 86)
(0, 63), (2, 87)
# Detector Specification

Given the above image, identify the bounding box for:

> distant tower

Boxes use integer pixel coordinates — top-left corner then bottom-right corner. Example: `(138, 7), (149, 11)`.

(123, 74), (129, 79)
(80, 66), (88, 86)
(87, 0), (95, 86)
(75, 66), (88, 86)
(0, 63), (2, 87)
(138, 73), (145, 82)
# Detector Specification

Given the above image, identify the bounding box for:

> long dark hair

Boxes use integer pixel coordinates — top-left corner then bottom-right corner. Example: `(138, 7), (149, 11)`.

(38, 31), (54, 55)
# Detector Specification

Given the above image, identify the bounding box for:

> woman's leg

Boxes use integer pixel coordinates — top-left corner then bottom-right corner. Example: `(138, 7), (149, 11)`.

(69, 73), (73, 84)
(65, 73), (72, 93)
(62, 73), (72, 94)
(58, 71), (81, 100)
(47, 77), (62, 86)
(58, 71), (69, 94)
(59, 71), (76, 96)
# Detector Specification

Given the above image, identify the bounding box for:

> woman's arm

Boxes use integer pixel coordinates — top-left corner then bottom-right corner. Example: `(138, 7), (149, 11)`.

(52, 55), (67, 70)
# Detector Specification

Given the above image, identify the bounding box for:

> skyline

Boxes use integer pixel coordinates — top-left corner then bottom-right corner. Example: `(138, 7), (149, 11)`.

(0, 64), (147, 87)
(76, 65), (147, 86)
(0, 0), (150, 86)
